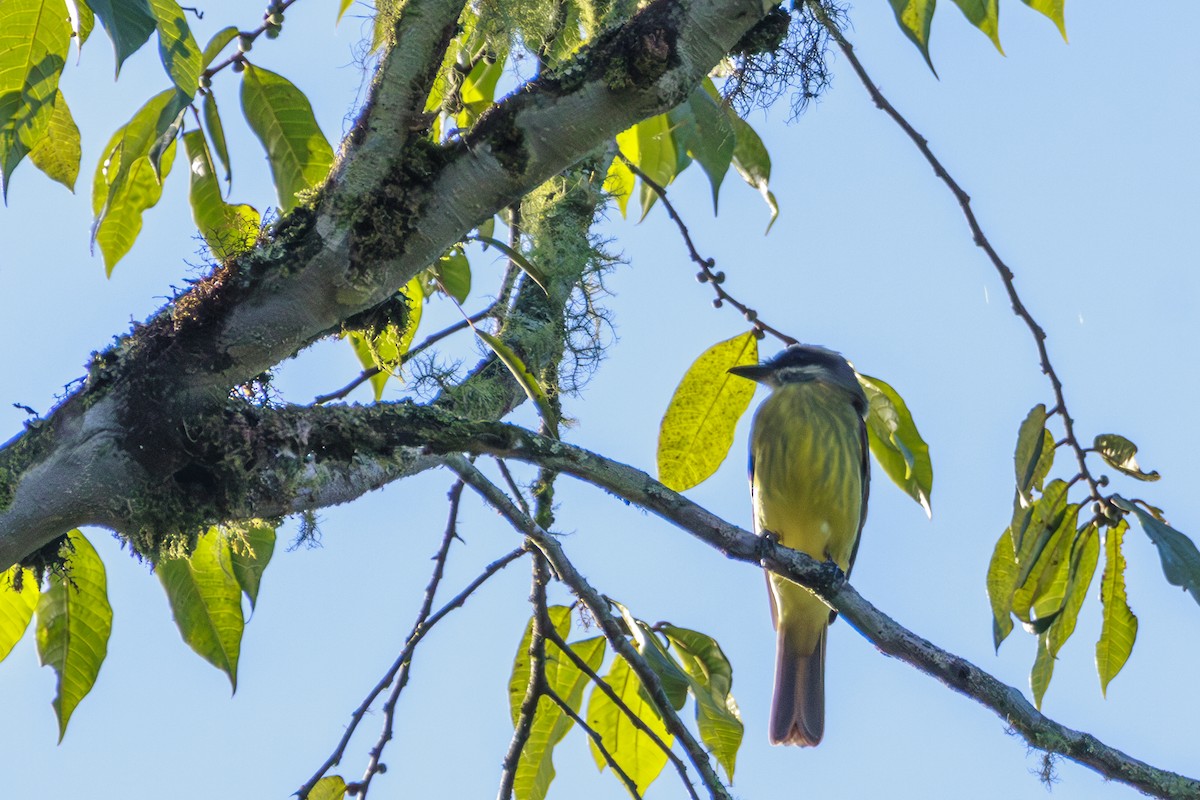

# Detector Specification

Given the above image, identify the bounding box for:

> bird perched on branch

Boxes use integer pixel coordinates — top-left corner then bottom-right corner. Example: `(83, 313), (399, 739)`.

(729, 344), (869, 746)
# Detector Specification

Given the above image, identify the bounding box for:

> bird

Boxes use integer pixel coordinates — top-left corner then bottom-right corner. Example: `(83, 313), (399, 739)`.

(728, 344), (869, 747)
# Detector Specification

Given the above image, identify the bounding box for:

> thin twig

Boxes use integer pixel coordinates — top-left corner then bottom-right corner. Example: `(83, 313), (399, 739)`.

(543, 624), (702, 800)
(446, 455), (735, 800)
(809, 3), (1103, 507)
(619, 153), (796, 347)
(497, 553), (552, 800)
(495, 458), (531, 517)
(298, 536), (527, 798)
(544, 685), (643, 800)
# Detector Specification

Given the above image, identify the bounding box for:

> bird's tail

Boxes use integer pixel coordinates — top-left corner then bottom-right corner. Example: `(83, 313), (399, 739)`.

(769, 624), (826, 746)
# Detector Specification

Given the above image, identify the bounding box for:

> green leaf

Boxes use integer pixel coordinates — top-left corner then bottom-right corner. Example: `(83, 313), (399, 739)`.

(0, 566), (39, 662)
(668, 87), (735, 212)
(0, 0), (72, 195)
(611, 600), (689, 711)
(1013, 403), (1052, 505)
(309, 775), (347, 800)
(1096, 519), (1137, 695)
(1010, 480), (1069, 609)
(183, 129), (259, 257)
(985, 524), (1017, 649)
(1014, 501), (1079, 626)
(888, 0), (937, 73)
(432, 248), (471, 303)
(458, 53), (506, 122)
(35, 531), (112, 741)
(200, 25), (238, 68)
(660, 625), (743, 781)
(28, 89), (80, 191)
(727, 111), (778, 230)
(1094, 434), (1160, 482)
(658, 332), (758, 491)
(603, 155), (635, 218)
(87, 0), (157, 75)
(1030, 630), (1053, 709)
(240, 64), (334, 212)
(585, 654), (672, 794)
(336, 0), (354, 23)
(65, 0), (96, 53)
(616, 114), (676, 220)
(202, 91), (231, 184)
(146, 0), (200, 99)
(348, 277), (423, 400)
(1113, 496), (1200, 607)
(91, 88), (185, 273)
(474, 327), (559, 436)
(1047, 522), (1098, 658)
(1021, 0), (1066, 40)
(158, 527), (245, 691)
(857, 372), (933, 516)
(509, 606), (572, 724)
(950, 0), (1002, 52)
(471, 234), (550, 295)
(226, 520), (276, 611)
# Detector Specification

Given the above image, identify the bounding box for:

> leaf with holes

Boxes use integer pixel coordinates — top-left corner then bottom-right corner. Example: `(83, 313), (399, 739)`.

(1094, 434), (1160, 482)
(1096, 520), (1137, 695)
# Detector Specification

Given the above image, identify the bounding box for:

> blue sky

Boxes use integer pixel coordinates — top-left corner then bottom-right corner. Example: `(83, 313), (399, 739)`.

(1, 1), (1197, 797)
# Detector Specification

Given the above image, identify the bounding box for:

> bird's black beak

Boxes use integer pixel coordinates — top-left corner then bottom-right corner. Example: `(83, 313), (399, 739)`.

(728, 364), (771, 382)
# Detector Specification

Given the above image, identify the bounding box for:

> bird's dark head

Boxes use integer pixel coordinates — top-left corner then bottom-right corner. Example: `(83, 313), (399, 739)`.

(729, 344), (866, 412)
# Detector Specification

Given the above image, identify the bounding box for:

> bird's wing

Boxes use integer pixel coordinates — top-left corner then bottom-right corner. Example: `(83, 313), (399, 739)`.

(844, 418), (871, 578)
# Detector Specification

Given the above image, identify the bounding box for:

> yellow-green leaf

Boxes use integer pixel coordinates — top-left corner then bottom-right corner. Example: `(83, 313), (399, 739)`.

(726, 110), (778, 230)
(472, 234), (549, 295)
(240, 64), (334, 212)
(661, 624), (743, 781)
(310, 775), (347, 800)
(888, 0), (937, 73)
(226, 520), (276, 611)
(0, 566), (39, 662)
(200, 25), (238, 68)
(612, 600), (688, 710)
(146, 0), (200, 99)
(65, 0), (95, 54)
(183, 129), (259, 257)
(604, 154), (635, 218)
(348, 277), (423, 400)
(658, 332), (758, 492)
(667, 87), (735, 212)
(158, 527), (245, 691)
(858, 372), (933, 516)
(1094, 433), (1160, 482)
(1021, 0), (1066, 39)
(1113, 496), (1200, 608)
(1014, 403), (1052, 505)
(474, 327), (559, 436)
(336, 0), (354, 23)
(950, 0), (1002, 52)
(431, 248), (471, 303)
(28, 89), (80, 191)
(616, 114), (675, 220)
(1014, 502), (1079, 626)
(1047, 522), (1099, 658)
(1030, 629), (1053, 709)
(0, 0), (72, 194)
(1096, 520), (1137, 695)
(202, 91), (231, 184)
(35, 531), (112, 741)
(586, 655), (671, 794)
(986, 524), (1017, 650)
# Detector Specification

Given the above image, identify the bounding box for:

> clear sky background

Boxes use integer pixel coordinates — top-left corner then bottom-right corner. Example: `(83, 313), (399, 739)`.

(0, 1), (1197, 798)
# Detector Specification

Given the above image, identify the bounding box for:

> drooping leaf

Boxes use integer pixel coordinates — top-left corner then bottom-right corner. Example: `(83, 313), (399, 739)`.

(0, 0), (72, 195)
(456, 53), (507, 126)
(616, 114), (675, 220)
(158, 527), (245, 691)
(1029, 630), (1053, 709)
(887, 0), (937, 73)
(240, 64), (334, 212)
(586, 654), (672, 794)
(509, 606), (572, 724)
(472, 234), (550, 295)
(432, 248), (471, 303)
(91, 87), (186, 273)
(1011, 479), (1069, 602)
(1096, 520), (1137, 695)
(146, 0), (200, 99)
(1021, 0), (1066, 39)
(65, 0), (96, 54)
(658, 332), (758, 491)
(200, 25), (238, 68)
(0, 566), (39, 662)
(35, 531), (112, 741)
(1094, 434), (1160, 482)
(226, 520), (276, 611)
(1014, 501), (1079, 625)
(603, 154), (635, 218)
(857, 372), (933, 517)
(474, 327), (558, 436)
(28, 89), (80, 191)
(611, 601), (689, 711)
(202, 91), (231, 184)
(309, 775), (347, 800)
(1114, 496), (1200, 607)
(1014, 403), (1051, 505)
(349, 278), (423, 399)
(87, 0), (157, 75)
(1047, 522), (1099, 658)
(667, 87), (735, 212)
(726, 110), (778, 229)
(336, 0), (354, 23)
(661, 625), (743, 781)
(986, 524), (1018, 649)
(950, 0), (1002, 52)
(183, 130), (259, 257)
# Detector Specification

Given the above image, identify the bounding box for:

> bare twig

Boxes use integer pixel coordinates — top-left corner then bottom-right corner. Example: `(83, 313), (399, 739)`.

(446, 455), (736, 800)
(808, 3), (1103, 508)
(498, 554), (552, 800)
(544, 685), (643, 800)
(619, 153), (796, 347)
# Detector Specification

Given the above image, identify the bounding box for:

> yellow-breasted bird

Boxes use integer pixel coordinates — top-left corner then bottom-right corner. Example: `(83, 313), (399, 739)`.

(729, 344), (869, 746)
